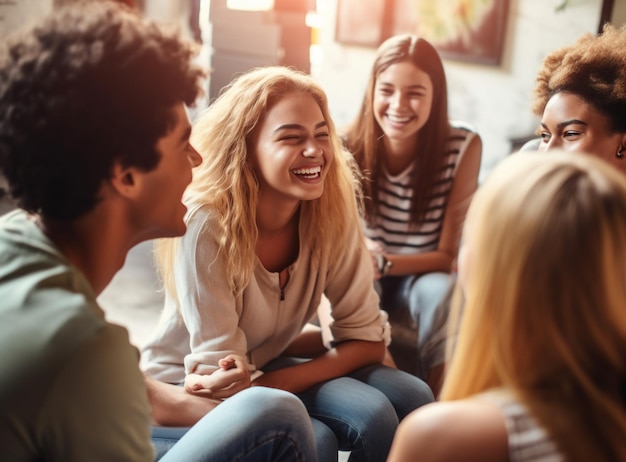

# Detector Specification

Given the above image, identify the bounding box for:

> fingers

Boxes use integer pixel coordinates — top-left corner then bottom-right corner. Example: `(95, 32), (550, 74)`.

(184, 360), (252, 399)
(184, 373), (213, 395)
(365, 237), (383, 252)
(218, 354), (248, 372)
(210, 379), (249, 400)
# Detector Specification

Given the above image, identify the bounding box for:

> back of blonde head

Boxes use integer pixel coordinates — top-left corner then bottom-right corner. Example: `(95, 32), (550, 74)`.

(156, 66), (362, 296)
(443, 152), (626, 460)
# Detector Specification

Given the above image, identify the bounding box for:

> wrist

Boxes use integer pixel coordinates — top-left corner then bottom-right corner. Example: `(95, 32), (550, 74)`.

(376, 253), (393, 276)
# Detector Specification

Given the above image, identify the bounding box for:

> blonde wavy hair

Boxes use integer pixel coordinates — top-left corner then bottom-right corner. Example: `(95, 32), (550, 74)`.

(442, 152), (626, 460)
(156, 66), (363, 297)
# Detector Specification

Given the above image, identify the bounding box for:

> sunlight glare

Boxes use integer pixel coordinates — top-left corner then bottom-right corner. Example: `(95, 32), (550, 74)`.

(226, 0), (274, 11)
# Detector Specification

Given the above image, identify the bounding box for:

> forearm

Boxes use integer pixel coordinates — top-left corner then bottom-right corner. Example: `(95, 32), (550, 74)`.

(145, 375), (220, 427)
(281, 323), (327, 358)
(383, 251), (454, 277)
(253, 339), (385, 393)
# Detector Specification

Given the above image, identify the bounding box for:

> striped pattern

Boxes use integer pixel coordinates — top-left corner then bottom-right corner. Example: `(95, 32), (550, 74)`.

(364, 123), (476, 255)
(480, 390), (563, 462)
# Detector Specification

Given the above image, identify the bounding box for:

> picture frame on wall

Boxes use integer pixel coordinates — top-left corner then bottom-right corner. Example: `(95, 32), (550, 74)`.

(334, 0), (388, 47)
(335, 0), (510, 66)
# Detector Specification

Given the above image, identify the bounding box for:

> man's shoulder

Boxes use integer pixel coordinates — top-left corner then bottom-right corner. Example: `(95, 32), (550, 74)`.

(0, 209), (67, 275)
(0, 215), (106, 406)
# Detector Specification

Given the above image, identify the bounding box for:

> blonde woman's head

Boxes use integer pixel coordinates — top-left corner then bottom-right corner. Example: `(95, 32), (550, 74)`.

(448, 151), (626, 399)
(160, 66), (362, 295)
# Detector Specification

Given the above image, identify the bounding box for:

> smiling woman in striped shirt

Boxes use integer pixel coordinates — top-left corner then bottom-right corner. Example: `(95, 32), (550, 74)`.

(343, 34), (482, 394)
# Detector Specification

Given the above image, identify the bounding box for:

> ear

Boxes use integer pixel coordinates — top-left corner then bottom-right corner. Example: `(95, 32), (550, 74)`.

(109, 162), (139, 198)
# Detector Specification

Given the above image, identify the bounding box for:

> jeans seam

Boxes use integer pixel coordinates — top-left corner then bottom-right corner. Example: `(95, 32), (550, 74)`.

(308, 413), (366, 460)
(234, 431), (305, 462)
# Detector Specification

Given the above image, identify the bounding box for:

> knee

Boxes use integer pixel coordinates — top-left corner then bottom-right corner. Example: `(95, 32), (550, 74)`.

(408, 273), (451, 314)
(408, 378), (435, 409)
(311, 419), (338, 461)
(412, 273), (451, 297)
(249, 387), (308, 419)
(356, 387), (400, 431)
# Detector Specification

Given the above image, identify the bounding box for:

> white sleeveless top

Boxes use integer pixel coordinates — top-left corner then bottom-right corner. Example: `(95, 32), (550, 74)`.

(478, 389), (564, 462)
(364, 122), (477, 255)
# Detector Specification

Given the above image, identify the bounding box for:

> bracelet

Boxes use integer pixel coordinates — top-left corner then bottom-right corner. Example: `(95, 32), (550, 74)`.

(376, 253), (393, 276)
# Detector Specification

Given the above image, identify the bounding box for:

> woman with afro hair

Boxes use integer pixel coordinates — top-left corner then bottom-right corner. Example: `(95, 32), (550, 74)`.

(532, 24), (626, 175)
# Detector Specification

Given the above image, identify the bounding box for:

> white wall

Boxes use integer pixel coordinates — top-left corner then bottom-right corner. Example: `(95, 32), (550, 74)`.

(0, 0), (53, 35)
(314, 0), (604, 181)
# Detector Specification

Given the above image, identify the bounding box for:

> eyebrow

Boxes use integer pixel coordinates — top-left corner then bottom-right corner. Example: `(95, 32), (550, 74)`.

(378, 82), (428, 90)
(273, 121), (328, 133)
(541, 119), (588, 130)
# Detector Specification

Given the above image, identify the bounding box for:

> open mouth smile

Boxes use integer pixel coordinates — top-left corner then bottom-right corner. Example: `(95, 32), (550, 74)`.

(387, 114), (414, 124)
(292, 165), (322, 179)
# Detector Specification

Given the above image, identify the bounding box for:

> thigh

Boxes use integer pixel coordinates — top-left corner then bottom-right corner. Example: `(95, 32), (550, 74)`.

(297, 377), (398, 462)
(160, 387), (317, 462)
(152, 426), (190, 461)
(349, 364), (434, 421)
(405, 272), (452, 342)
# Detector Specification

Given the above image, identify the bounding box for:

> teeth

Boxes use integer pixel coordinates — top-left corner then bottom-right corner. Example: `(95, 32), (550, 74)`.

(388, 115), (412, 123)
(292, 166), (321, 176)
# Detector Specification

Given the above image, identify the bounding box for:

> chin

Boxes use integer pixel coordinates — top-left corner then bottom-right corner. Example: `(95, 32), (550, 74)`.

(301, 189), (325, 201)
(154, 216), (188, 239)
(168, 222), (188, 238)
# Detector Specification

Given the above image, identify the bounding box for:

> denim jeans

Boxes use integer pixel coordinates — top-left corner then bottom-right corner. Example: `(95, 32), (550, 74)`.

(379, 272), (452, 376)
(267, 360), (434, 462)
(152, 387), (317, 462)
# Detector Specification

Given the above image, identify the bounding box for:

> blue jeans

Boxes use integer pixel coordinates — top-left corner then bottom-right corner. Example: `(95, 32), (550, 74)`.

(267, 360), (434, 462)
(379, 272), (452, 377)
(152, 387), (317, 461)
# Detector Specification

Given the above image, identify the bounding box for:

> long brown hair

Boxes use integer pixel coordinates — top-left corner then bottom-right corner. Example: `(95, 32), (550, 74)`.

(344, 34), (450, 227)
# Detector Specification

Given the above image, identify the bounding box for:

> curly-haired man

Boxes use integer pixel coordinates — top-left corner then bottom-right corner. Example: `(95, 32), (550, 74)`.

(0, 2), (316, 461)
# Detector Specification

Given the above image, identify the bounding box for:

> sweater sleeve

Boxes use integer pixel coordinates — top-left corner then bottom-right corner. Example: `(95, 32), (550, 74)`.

(175, 206), (253, 376)
(324, 220), (390, 346)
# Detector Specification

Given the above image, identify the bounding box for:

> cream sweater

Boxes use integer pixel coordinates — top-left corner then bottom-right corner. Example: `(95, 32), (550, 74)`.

(141, 203), (389, 383)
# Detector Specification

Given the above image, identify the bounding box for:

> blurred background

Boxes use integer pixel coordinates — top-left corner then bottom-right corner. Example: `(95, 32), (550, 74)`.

(2, 0), (625, 183)
(1, 0), (625, 348)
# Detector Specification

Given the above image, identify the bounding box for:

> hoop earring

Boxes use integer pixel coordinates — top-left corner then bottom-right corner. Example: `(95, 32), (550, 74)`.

(618, 146), (625, 159)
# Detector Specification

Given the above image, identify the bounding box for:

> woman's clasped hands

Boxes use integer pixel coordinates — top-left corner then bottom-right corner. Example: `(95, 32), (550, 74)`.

(184, 354), (252, 400)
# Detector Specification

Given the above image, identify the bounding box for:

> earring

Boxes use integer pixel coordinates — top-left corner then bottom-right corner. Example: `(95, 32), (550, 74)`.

(618, 146), (625, 159)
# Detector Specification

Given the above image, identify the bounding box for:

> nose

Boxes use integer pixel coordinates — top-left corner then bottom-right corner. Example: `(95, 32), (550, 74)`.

(188, 145), (202, 167)
(302, 140), (323, 158)
(390, 90), (405, 109)
(543, 138), (561, 151)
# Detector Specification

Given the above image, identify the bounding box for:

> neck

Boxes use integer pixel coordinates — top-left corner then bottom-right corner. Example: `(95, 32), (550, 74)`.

(256, 195), (301, 235)
(383, 135), (419, 175)
(38, 207), (133, 295)
(255, 199), (301, 273)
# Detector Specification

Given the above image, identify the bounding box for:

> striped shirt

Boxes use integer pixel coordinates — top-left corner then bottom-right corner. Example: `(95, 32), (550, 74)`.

(364, 122), (477, 255)
(479, 389), (564, 462)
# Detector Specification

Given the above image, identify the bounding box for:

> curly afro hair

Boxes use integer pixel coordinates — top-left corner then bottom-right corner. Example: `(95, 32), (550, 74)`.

(0, 1), (205, 220)
(532, 24), (626, 134)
